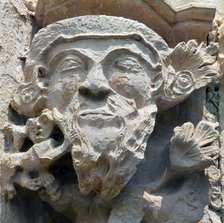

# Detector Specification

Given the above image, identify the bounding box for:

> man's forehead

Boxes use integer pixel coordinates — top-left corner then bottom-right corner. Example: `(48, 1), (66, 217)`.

(29, 16), (170, 64)
(45, 38), (157, 63)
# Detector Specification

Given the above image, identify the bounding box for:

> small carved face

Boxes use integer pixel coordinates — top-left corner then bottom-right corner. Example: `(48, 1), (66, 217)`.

(26, 109), (54, 143)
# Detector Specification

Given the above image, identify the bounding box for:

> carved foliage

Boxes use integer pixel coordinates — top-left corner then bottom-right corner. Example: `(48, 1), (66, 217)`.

(158, 40), (220, 110)
(170, 121), (219, 172)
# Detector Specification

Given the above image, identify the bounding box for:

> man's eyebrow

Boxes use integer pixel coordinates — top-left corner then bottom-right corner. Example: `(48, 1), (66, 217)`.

(102, 47), (154, 66)
(48, 49), (92, 67)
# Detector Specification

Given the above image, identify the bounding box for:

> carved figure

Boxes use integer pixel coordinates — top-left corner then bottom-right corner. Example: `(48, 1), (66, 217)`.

(1, 108), (70, 200)
(0, 16), (220, 223)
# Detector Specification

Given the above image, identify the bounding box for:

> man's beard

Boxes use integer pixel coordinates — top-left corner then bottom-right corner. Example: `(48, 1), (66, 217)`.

(62, 93), (157, 201)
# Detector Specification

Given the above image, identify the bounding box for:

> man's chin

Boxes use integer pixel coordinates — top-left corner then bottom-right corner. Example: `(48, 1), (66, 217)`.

(76, 115), (126, 154)
(71, 112), (156, 201)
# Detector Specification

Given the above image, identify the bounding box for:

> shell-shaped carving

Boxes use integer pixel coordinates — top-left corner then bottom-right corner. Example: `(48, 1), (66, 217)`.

(170, 121), (219, 172)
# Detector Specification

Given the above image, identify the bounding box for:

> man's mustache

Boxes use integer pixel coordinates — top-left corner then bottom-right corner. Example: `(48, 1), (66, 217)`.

(79, 109), (114, 116)
(66, 92), (138, 118)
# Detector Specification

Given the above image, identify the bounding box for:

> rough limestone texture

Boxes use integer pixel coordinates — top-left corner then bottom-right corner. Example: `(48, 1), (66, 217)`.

(0, 1), (223, 223)
(218, 22), (224, 223)
(0, 0), (32, 137)
(35, 0), (216, 47)
(0, 0), (37, 222)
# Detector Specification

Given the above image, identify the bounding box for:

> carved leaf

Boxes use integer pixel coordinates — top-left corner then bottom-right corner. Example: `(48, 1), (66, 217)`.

(170, 121), (219, 172)
(170, 40), (219, 89)
(158, 40), (220, 111)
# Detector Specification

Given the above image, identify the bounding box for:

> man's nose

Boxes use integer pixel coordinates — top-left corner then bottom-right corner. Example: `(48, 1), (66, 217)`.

(78, 65), (111, 98)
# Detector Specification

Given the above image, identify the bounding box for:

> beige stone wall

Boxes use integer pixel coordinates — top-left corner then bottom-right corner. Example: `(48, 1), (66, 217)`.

(0, 0), (33, 141)
(215, 0), (224, 20)
(0, 1), (35, 222)
(217, 10), (224, 223)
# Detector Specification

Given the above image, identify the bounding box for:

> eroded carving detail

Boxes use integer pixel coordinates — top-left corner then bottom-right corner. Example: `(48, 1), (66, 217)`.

(0, 16), (221, 223)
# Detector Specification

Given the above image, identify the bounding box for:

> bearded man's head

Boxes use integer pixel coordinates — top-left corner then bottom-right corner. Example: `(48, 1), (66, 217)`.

(11, 16), (216, 201)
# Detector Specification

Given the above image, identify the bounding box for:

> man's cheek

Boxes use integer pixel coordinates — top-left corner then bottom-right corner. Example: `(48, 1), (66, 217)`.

(49, 79), (78, 110)
(63, 77), (80, 96)
(110, 73), (149, 100)
(110, 73), (135, 98)
(57, 76), (79, 93)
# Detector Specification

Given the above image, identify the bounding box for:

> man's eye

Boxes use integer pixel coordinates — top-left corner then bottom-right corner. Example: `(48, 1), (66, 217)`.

(114, 58), (142, 72)
(58, 59), (84, 73)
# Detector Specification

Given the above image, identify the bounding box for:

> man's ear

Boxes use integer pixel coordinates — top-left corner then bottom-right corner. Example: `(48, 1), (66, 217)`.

(156, 40), (220, 111)
(10, 81), (48, 117)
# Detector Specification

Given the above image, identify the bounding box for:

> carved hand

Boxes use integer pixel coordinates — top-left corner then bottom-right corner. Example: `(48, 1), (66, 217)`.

(39, 171), (61, 201)
(16, 172), (41, 191)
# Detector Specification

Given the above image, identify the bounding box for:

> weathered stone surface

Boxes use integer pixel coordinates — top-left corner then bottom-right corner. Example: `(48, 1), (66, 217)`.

(0, 15), (222, 223)
(35, 0), (216, 46)
(0, 0), (33, 138)
(0, 1), (36, 222)
(1, 1), (224, 223)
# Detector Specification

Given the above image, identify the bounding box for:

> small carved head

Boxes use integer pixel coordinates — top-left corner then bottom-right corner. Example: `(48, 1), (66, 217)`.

(26, 109), (54, 143)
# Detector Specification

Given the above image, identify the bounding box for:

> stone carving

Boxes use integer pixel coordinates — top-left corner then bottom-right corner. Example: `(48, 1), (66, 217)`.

(35, 0), (216, 47)
(0, 16), (221, 223)
(1, 108), (69, 200)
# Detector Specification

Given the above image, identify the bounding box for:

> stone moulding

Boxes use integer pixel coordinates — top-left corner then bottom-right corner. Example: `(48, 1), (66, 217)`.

(35, 0), (216, 46)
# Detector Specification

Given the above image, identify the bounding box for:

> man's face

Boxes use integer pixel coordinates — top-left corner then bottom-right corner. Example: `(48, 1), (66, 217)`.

(36, 38), (159, 198)
(46, 39), (157, 141)
(26, 110), (54, 143)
